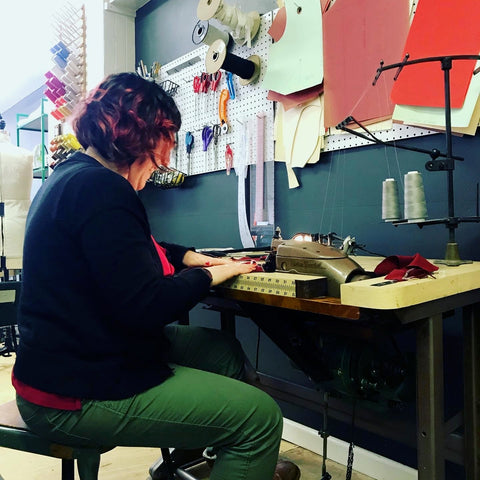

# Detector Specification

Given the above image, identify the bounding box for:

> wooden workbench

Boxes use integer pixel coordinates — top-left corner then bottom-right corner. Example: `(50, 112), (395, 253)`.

(207, 257), (480, 480)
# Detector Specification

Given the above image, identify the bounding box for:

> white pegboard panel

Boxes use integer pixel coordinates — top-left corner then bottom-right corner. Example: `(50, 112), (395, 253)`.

(324, 123), (439, 152)
(158, 12), (274, 177)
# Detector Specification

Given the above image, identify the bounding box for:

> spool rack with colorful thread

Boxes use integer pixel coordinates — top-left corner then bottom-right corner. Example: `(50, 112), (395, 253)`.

(46, 2), (86, 122)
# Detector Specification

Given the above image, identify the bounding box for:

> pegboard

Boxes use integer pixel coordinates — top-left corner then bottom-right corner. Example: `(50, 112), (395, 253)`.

(158, 12), (274, 177)
(159, 6), (439, 172)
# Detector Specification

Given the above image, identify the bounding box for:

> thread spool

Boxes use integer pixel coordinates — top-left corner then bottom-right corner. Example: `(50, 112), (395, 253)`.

(192, 19), (231, 46)
(206, 38), (261, 86)
(404, 170), (428, 222)
(197, 0), (261, 46)
(382, 178), (401, 221)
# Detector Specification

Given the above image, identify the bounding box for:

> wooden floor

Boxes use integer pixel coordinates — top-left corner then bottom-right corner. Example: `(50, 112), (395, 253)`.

(0, 354), (375, 480)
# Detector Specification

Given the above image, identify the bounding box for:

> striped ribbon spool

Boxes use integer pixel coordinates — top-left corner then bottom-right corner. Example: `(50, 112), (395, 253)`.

(197, 0), (260, 47)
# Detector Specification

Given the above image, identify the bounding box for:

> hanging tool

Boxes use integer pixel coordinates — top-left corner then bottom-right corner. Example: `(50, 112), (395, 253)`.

(225, 143), (233, 175)
(212, 123), (221, 169)
(226, 71), (236, 99)
(193, 75), (201, 119)
(200, 72), (210, 92)
(202, 125), (214, 170)
(200, 72), (210, 112)
(185, 131), (194, 175)
(210, 71), (222, 91)
(219, 88), (230, 134)
(151, 61), (161, 80)
(210, 71), (222, 115)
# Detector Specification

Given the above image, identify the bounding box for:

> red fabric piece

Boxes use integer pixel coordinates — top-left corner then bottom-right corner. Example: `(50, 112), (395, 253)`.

(374, 253), (439, 281)
(151, 236), (175, 276)
(234, 256), (265, 272)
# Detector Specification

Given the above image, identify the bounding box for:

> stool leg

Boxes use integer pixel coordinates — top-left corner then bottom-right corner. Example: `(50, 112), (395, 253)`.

(175, 468), (202, 480)
(160, 448), (176, 480)
(61, 459), (75, 480)
(76, 452), (101, 480)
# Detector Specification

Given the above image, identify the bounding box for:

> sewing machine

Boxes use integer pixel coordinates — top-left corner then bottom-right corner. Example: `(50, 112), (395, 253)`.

(270, 232), (373, 297)
(223, 230), (373, 298)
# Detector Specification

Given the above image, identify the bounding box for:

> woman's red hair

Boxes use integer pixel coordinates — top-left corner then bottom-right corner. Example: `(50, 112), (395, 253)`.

(72, 72), (181, 168)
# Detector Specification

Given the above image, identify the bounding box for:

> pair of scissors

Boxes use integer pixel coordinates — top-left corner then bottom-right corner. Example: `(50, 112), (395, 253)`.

(193, 76), (201, 118)
(200, 72), (210, 93)
(193, 76), (201, 94)
(210, 71), (222, 92)
(202, 125), (214, 170)
(202, 125), (214, 152)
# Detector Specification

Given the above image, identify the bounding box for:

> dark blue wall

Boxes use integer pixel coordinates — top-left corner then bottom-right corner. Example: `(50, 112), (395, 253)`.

(141, 134), (480, 260)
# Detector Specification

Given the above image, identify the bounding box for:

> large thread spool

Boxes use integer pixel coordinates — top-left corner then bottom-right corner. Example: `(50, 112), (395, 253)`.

(404, 170), (428, 222)
(197, 0), (260, 47)
(382, 178), (401, 221)
(192, 19), (231, 46)
(206, 38), (261, 86)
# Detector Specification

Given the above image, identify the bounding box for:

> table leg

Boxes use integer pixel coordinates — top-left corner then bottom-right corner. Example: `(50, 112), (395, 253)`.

(463, 303), (480, 479)
(416, 314), (445, 480)
(220, 311), (236, 335)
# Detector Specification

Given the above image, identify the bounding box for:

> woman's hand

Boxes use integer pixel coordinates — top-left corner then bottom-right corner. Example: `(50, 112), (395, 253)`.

(182, 250), (235, 267)
(182, 250), (257, 286)
(204, 261), (258, 286)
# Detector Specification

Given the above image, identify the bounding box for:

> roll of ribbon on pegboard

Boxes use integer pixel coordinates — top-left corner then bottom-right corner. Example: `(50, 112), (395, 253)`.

(381, 178), (401, 222)
(197, 0), (260, 47)
(205, 38), (261, 86)
(192, 19), (231, 46)
(404, 170), (428, 222)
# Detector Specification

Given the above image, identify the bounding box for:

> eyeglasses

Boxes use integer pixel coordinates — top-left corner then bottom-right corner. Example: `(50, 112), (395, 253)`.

(148, 165), (186, 188)
(151, 161), (174, 173)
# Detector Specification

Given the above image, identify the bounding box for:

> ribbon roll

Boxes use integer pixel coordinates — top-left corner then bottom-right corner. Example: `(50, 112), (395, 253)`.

(192, 19), (231, 46)
(197, 0), (260, 47)
(205, 39), (261, 86)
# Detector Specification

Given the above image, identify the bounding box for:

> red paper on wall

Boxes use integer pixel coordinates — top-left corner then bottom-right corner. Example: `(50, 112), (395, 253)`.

(391, 0), (480, 108)
(323, 0), (410, 129)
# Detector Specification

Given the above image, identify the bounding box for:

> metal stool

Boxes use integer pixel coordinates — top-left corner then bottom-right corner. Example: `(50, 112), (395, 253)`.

(0, 400), (204, 480)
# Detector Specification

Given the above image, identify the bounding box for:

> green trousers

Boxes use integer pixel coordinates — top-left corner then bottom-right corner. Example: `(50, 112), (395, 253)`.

(16, 325), (283, 480)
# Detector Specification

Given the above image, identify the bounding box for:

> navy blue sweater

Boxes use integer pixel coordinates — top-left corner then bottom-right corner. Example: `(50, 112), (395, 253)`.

(14, 152), (211, 400)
